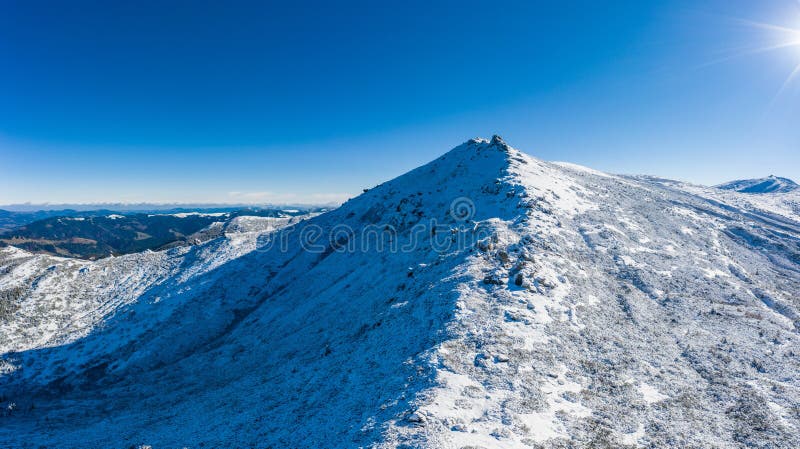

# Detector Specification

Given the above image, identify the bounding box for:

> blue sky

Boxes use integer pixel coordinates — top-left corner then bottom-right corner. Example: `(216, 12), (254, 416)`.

(1, 0), (799, 204)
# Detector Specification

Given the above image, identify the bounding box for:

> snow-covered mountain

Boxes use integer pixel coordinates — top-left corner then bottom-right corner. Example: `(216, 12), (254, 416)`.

(1, 137), (799, 448)
(716, 175), (798, 194)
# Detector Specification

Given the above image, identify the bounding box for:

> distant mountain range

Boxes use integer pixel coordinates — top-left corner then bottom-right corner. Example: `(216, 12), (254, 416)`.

(0, 208), (318, 259)
(0, 202), (339, 212)
(0, 204), (332, 231)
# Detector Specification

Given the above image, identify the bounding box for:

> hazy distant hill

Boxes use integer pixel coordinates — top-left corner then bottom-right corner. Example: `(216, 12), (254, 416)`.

(0, 209), (87, 232)
(0, 208), (314, 259)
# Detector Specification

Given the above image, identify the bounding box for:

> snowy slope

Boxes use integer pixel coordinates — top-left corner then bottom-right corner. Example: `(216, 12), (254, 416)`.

(1, 137), (799, 448)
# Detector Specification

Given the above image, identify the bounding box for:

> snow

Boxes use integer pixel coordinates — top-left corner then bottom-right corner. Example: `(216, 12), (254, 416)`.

(146, 212), (229, 218)
(638, 382), (669, 404)
(702, 267), (730, 279)
(171, 212), (228, 218)
(552, 160), (615, 178)
(517, 365), (592, 443)
(620, 423), (646, 446)
(1, 136), (799, 448)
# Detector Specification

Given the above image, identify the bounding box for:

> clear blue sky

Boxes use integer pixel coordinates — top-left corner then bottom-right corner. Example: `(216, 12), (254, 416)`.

(1, 0), (799, 204)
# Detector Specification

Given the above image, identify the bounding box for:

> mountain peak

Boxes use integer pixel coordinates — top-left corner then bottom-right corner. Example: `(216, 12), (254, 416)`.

(463, 135), (512, 151)
(716, 175), (798, 194)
